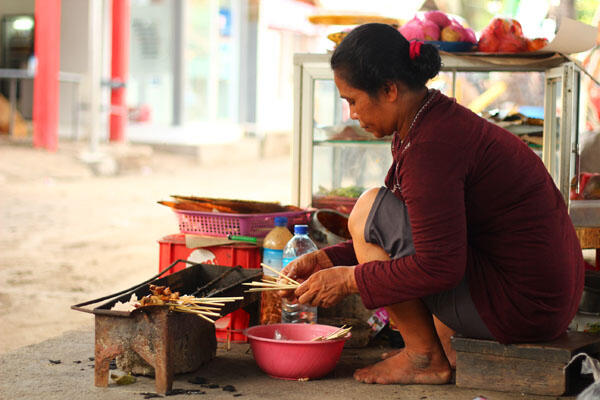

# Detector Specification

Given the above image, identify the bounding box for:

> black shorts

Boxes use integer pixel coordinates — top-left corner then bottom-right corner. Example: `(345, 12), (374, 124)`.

(364, 187), (494, 340)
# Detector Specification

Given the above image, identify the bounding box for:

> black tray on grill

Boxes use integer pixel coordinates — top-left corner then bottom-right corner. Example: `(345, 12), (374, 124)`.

(72, 260), (262, 318)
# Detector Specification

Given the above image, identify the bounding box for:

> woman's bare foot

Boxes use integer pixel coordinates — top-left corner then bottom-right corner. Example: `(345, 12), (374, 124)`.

(354, 348), (452, 384)
(433, 317), (456, 369)
(439, 335), (456, 369)
(381, 349), (402, 360)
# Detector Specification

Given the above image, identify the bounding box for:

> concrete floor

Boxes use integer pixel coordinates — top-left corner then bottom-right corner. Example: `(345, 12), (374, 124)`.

(0, 326), (578, 400)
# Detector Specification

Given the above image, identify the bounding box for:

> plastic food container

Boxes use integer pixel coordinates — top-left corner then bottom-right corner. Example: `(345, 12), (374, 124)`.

(245, 323), (350, 380)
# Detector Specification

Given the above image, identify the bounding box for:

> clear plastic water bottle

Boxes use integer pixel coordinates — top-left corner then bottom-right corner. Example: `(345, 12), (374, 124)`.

(260, 216), (292, 324)
(281, 225), (318, 324)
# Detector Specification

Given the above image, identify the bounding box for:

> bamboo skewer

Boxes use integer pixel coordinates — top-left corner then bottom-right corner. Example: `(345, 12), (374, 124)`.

(245, 287), (298, 292)
(243, 281), (299, 293)
(311, 325), (352, 341)
(260, 263), (301, 286)
(242, 282), (281, 287)
(163, 295), (243, 324)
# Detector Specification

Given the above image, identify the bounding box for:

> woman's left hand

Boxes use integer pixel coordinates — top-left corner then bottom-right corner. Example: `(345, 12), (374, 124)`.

(294, 266), (358, 308)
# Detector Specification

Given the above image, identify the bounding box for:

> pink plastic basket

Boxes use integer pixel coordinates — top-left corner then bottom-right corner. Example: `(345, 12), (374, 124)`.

(174, 209), (310, 238)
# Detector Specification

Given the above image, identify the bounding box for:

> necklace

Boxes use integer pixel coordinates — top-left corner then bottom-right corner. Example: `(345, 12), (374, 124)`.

(390, 89), (434, 195)
(408, 89), (432, 134)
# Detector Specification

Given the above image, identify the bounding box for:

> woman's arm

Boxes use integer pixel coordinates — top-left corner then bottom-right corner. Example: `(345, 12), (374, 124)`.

(322, 240), (358, 266)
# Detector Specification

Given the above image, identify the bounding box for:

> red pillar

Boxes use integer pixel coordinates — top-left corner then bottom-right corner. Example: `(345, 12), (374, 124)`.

(110, 0), (130, 142)
(33, 0), (61, 151)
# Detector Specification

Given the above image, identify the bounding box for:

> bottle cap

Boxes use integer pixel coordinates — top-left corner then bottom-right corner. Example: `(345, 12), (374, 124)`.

(273, 216), (288, 227)
(294, 225), (308, 235)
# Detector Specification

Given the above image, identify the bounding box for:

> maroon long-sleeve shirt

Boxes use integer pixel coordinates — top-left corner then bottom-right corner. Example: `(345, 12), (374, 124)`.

(324, 90), (584, 344)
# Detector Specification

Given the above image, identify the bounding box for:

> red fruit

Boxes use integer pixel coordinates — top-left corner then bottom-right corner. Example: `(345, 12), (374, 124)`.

(477, 30), (499, 52)
(509, 19), (523, 36)
(527, 37), (548, 52)
(497, 34), (528, 53)
(490, 18), (510, 37)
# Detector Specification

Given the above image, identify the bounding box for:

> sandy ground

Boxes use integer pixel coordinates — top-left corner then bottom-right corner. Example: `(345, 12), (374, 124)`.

(0, 137), (292, 354)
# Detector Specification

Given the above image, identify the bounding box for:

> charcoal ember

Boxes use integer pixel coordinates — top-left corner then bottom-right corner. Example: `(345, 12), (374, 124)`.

(222, 385), (236, 392)
(109, 359), (117, 370)
(204, 383), (219, 389)
(140, 393), (163, 399)
(88, 357), (95, 361)
(165, 389), (206, 396)
(233, 394), (243, 397)
(73, 360), (82, 364)
(49, 359), (61, 364)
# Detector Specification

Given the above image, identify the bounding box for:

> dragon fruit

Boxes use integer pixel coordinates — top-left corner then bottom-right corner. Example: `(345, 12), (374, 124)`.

(424, 10), (451, 28)
(422, 19), (440, 41)
(463, 27), (477, 44)
(399, 17), (425, 41)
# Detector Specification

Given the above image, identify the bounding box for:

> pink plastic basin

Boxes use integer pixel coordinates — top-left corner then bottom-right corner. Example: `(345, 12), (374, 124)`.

(245, 323), (350, 380)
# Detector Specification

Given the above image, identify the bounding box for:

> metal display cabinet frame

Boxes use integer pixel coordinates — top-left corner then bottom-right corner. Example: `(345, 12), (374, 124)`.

(292, 52), (580, 207)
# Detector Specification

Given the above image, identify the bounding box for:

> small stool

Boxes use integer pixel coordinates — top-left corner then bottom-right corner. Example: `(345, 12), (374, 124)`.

(452, 332), (600, 396)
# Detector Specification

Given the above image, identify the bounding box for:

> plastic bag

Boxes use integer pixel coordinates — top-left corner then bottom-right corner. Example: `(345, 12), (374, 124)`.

(565, 352), (600, 399)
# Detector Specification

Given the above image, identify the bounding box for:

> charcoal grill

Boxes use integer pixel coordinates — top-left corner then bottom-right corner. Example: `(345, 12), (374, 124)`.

(72, 260), (262, 394)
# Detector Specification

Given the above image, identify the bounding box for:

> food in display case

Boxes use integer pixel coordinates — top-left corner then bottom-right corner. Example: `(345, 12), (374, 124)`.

(482, 109), (544, 148)
(315, 124), (374, 141)
(313, 185), (365, 214)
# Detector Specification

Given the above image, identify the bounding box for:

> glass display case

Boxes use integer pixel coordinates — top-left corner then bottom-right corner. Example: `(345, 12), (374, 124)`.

(292, 52), (581, 212)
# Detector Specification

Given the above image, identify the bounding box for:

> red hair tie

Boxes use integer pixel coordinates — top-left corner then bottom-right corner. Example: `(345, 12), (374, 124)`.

(409, 41), (423, 60)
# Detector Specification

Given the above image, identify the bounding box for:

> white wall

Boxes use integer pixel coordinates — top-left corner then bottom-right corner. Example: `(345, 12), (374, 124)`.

(0, 0), (35, 23)
(59, 0), (92, 136)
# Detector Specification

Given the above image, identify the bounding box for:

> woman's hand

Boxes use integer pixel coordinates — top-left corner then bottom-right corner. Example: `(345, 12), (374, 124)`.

(277, 250), (333, 298)
(294, 266), (358, 308)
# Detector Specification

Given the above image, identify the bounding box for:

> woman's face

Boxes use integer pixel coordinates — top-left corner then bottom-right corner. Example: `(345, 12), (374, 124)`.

(333, 72), (396, 138)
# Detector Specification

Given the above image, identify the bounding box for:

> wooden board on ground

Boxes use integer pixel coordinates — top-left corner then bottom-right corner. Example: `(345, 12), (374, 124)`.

(452, 331), (600, 395)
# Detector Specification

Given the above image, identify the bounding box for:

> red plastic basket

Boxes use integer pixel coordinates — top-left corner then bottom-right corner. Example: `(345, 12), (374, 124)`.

(174, 210), (310, 238)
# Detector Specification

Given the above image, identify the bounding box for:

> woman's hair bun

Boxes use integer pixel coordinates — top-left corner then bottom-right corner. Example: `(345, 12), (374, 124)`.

(331, 23), (441, 94)
(411, 42), (442, 83)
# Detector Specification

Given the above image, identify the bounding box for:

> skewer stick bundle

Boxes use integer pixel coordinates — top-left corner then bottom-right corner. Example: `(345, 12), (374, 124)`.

(243, 263), (302, 293)
(311, 325), (352, 341)
(260, 263), (301, 286)
(163, 295), (243, 324)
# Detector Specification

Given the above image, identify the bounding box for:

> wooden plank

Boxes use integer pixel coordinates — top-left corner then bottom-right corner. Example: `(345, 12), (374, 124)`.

(575, 227), (600, 249)
(455, 352), (567, 395)
(451, 332), (600, 363)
